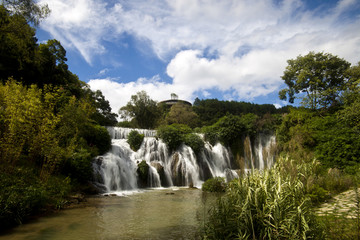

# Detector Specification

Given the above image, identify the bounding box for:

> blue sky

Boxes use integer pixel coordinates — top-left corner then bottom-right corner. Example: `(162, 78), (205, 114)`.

(36, 0), (360, 113)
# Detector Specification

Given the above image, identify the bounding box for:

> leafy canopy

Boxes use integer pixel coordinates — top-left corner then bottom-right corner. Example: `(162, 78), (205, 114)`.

(1, 0), (50, 25)
(279, 52), (352, 109)
(119, 91), (160, 129)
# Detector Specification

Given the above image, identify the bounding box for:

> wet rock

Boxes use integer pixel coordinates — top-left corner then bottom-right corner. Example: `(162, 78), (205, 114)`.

(137, 160), (149, 188)
(69, 194), (85, 204)
(150, 162), (168, 187)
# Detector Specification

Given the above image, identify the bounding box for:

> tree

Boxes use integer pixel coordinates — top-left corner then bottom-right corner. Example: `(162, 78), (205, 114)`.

(1, 0), (50, 26)
(119, 91), (160, 129)
(0, 5), (37, 82)
(165, 103), (200, 128)
(87, 89), (118, 126)
(279, 52), (352, 109)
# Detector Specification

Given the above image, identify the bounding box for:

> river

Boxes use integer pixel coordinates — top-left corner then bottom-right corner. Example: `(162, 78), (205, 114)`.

(0, 188), (216, 240)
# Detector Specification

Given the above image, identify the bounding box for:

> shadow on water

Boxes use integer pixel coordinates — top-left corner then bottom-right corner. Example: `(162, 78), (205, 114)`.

(0, 188), (218, 240)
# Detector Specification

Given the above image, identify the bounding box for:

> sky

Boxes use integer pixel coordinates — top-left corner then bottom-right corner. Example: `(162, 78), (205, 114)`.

(35, 0), (360, 113)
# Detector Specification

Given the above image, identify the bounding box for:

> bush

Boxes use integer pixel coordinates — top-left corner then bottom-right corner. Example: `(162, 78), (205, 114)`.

(82, 124), (111, 155)
(62, 148), (93, 183)
(127, 130), (144, 151)
(0, 166), (71, 231)
(202, 177), (226, 193)
(202, 126), (219, 146)
(184, 133), (204, 154)
(213, 115), (245, 145)
(117, 120), (135, 128)
(157, 124), (188, 152)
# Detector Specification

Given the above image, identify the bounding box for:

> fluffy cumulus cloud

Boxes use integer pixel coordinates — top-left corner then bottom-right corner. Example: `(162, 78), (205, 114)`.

(39, 0), (360, 109)
(88, 76), (194, 113)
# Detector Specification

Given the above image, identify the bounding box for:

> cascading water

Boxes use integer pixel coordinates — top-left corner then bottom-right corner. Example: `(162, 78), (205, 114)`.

(93, 127), (277, 193)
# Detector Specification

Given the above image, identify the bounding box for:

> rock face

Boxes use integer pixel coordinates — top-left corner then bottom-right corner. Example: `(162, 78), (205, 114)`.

(150, 162), (168, 187)
(233, 134), (277, 172)
(171, 152), (184, 186)
(136, 160), (149, 188)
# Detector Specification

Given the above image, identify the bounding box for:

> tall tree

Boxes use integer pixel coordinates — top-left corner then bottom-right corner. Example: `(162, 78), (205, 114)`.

(0, 5), (37, 82)
(279, 52), (352, 109)
(165, 103), (200, 128)
(1, 0), (50, 25)
(88, 89), (118, 126)
(119, 91), (159, 129)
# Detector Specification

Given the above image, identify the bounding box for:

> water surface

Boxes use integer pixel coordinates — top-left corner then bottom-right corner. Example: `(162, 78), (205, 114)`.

(1, 188), (214, 240)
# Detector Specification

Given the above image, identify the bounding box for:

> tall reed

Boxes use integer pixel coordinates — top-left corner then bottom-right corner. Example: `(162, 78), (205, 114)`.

(203, 157), (324, 239)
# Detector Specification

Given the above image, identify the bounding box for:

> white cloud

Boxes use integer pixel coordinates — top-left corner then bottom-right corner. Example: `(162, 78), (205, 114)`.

(39, 0), (110, 64)
(273, 103), (282, 109)
(88, 76), (195, 113)
(40, 0), (360, 108)
(98, 68), (109, 76)
(40, 0), (360, 64)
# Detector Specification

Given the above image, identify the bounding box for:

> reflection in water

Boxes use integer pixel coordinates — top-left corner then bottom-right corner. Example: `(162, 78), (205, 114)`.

(0, 189), (215, 240)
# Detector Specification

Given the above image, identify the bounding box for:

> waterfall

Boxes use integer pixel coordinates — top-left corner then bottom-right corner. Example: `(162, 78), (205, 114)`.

(93, 127), (277, 193)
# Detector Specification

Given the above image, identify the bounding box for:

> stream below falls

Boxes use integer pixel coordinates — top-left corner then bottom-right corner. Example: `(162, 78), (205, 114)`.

(0, 188), (217, 240)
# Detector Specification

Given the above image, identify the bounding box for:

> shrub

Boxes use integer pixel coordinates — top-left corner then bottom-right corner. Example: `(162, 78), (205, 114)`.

(62, 148), (93, 183)
(202, 125), (219, 146)
(127, 130), (144, 151)
(202, 177), (226, 193)
(157, 124), (204, 153)
(213, 115), (245, 145)
(156, 124), (188, 152)
(117, 120), (135, 128)
(82, 124), (111, 155)
(184, 133), (204, 154)
(0, 166), (71, 231)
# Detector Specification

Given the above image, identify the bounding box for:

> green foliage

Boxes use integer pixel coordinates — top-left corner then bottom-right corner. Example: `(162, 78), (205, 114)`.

(156, 124), (205, 153)
(204, 157), (325, 239)
(0, 166), (71, 231)
(82, 124), (111, 155)
(212, 115), (245, 145)
(165, 103), (200, 128)
(127, 130), (144, 152)
(0, 80), (63, 171)
(279, 51), (352, 109)
(277, 103), (360, 170)
(0, 5), (37, 83)
(202, 177), (226, 193)
(0, 80), (111, 184)
(119, 91), (160, 129)
(201, 125), (219, 146)
(202, 114), (259, 146)
(1, 0), (50, 26)
(157, 124), (188, 152)
(117, 120), (135, 128)
(306, 184), (330, 205)
(62, 148), (93, 183)
(193, 97), (288, 125)
(0, 7), (118, 231)
(256, 113), (282, 133)
(184, 133), (204, 154)
(88, 90), (118, 126)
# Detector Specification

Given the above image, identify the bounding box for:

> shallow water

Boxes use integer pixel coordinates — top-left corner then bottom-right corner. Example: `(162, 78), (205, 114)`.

(0, 188), (214, 240)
